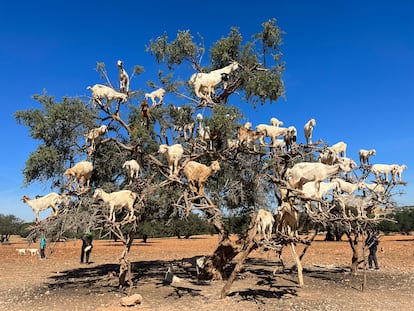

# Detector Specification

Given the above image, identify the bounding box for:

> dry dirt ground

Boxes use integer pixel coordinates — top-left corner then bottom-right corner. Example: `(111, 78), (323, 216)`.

(0, 234), (413, 311)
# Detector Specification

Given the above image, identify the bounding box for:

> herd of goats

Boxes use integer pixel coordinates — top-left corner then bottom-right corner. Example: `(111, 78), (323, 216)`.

(21, 60), (407, 246)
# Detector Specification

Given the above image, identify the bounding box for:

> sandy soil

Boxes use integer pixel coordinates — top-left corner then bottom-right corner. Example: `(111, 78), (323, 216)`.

(0, 234), (413, 311)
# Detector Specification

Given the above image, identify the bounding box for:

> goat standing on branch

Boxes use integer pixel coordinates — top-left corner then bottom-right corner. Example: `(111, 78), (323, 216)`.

(183, 160), (221, 195)
(22, 192), (64, 224)
(117, 60), (130, 94)
(189, 62), (239, 103)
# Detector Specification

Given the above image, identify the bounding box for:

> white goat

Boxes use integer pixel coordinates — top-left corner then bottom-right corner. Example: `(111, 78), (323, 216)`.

(145, 88), (166, 107)
(64, 161), (94, 192)
(189, 62), (239, 101)
(183, 160), (220, 195)
(122, 160), (141, 185)
(286, 162), (343, 195)
(158, 144), (184, 176)
(330, 141), (347, 157)
(318, 148), (338, 165)
(87, 84), (128, 107)
(304, 118), (316, 144)
(27, 248), (39, 256)
(16, 248), (27, 256)
(331, 178), (362, 194)
(371, 164), (396, 182)
(117, 60), (129, 93)
(302, 180), (340, 199)
(22, 192), (63, 224)
(85, 125), (107, 153)
(359, 149), (376, 165)
(337, 157), (357, 176)
(255, 209), (275, 241)
(93, 188), (137, 222)
(270, 117), (284, 127)
(255, 124), (288, 146)
(196, 114), (213, 150)
(392, 164), (407, 182)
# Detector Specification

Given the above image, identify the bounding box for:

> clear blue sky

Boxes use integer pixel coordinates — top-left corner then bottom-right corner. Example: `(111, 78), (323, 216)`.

(1, 1), (413, 222)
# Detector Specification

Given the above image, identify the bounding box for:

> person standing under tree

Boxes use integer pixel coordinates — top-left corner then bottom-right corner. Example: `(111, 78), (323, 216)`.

(80, 232), (93, 264)
(365, 230), (380, 270)
(39, 234), (46, 259)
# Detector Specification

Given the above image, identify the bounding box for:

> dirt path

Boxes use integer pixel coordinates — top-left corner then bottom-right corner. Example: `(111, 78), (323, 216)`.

(1, 234), (413, 310)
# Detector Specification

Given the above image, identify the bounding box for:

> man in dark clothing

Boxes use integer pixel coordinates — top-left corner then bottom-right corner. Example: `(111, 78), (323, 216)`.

(80, 232), (93, 264)
(365, 231), (379, 270)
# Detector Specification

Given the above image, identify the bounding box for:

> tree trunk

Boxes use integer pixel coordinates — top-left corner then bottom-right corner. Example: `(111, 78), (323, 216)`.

(119, 229), (135, 293)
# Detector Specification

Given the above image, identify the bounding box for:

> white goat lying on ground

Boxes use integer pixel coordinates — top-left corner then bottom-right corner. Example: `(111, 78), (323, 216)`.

(85, 125), (107, 153)
(183, 160), (220, 195)
(189, 62), (239, 102)
(359, 149), (376, 165)
(22, 192), (63, 224)
(87, 84), (128, 107)
(158, 144), (184, 176)
(304, 118), (316, 145)
(93, 188), (137, 222)
(117, 60), (129, 93)
(371, 164), (396, 182)
(145, 88), (166, 107)
(122, 160), (141, 185)
(64, 161), (94, 192)
(255, 209), (275, 241)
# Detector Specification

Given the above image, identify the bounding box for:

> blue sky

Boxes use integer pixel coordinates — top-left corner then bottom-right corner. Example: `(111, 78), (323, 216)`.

(1, 1), (413, 222)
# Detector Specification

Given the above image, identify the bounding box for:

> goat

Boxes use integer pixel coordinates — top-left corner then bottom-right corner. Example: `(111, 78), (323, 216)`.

(183, 160), (220, 195)
(275, 201), (299, 237)
(22, 192), (63, 224)
(302, 180), (340, 199)
(255, 209), (275, 241)
(371, 164), (396, 182)
(85, 125), (107, 153)
(122, 160), (141, 185)
(189, 62), (239, 102)
(304, 118), (316, 144)
(270, 117), (284, 127)
(141, 99), (150, 129)
(255, 124), (288, 146)
(284, 126), (297, 151)
(359, 149), (376, 165)
(64, 161), (93, 192)
(318, 148), (338, 165)
(117, 60), (129, 93)
(196, 114), (213, 150)
(16, 248), (27, 256)
(27, 248), (39, 256)
(286, 162), (344, 196)
(145, 88), (166, 107)
(87, 84), (128, 107)
(158, 144), (184, 176)
(238, 125), (259, 151)
(331, 178), (363, 194)
(361, 182), (386, 195)
(93, 188), (137, 222)
(392, 164), (407, 182)
(330, 141), (347, 157)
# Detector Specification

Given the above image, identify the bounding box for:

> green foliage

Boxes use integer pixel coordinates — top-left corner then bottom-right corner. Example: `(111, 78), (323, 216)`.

(379, 207), (414, 234)
(0, 214), (25, 242)
(15, 93), (97, 187)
